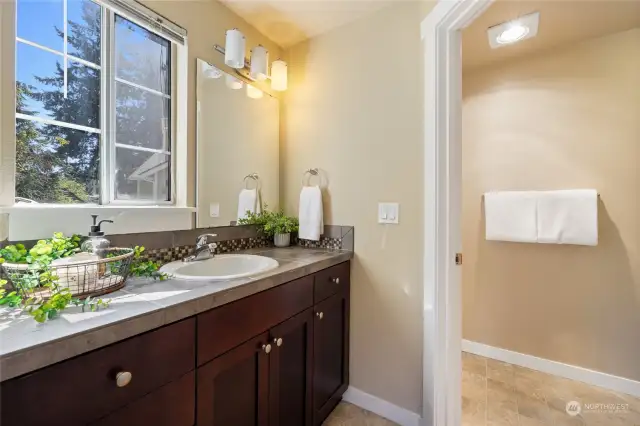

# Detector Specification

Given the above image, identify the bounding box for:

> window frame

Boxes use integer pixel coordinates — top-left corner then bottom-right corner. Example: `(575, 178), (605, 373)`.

(14, 0), (185, 207)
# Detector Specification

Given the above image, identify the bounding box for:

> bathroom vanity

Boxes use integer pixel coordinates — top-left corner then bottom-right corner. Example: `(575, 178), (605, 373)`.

(0, 250), (351, 426)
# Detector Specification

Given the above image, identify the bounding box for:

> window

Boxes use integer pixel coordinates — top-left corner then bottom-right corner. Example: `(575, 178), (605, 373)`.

(15, 0), (182, 205)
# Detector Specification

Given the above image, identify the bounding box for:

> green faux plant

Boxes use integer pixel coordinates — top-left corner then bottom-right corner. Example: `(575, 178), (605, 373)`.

(0, 233), (168, 323)
(238, 208), (299, 237)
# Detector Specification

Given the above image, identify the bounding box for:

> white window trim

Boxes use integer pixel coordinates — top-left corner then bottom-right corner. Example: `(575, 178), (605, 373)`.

(1, 0), (191, 240)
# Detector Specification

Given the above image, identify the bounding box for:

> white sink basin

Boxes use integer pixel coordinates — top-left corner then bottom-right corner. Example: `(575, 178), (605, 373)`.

(160, 254), (279, 281)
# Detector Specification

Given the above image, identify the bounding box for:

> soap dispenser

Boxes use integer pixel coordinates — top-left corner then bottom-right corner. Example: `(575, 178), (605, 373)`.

(81, 215), (114, 257)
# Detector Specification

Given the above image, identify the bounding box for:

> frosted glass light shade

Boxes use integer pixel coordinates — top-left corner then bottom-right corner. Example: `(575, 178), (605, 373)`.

(250, 45), (269, 81)
(225, 74), (243, 90)
(271, 60), (287, 91)
(246, 84), (263, 99)
(225, 29), (246, 69)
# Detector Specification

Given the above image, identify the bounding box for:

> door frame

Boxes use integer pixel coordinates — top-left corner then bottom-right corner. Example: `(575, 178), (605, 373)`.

(420, 1), (493, 425)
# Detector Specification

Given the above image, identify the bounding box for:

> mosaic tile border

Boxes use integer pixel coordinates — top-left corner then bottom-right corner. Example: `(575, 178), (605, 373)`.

(295, 236), (342, 250)
(144, 236), (272, 263)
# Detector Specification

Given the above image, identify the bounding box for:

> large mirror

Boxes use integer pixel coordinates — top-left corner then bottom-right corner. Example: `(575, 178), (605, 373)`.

(196, 59), (279, 227)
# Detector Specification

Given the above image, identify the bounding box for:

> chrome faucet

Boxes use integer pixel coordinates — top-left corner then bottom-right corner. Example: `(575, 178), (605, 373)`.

(183, 234), (218, 262)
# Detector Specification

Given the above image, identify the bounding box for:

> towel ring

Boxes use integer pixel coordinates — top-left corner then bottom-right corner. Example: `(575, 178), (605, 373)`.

(302, 168), (320, 186)
(243, 173), (260, 189)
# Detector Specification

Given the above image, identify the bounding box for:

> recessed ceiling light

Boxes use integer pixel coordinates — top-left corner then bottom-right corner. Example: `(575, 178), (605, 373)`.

(496, 24), (529, 44)
(488, 12), (539, 49)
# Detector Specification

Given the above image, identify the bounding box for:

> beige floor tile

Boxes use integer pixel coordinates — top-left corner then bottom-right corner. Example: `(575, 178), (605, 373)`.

(486, 405), (519, 426)
(487, 359), (516, 388)
(464, 352), (488, 376)
(463, 396), (487, 426)
(517, 393), (552, 425)
(464, 370), (488, 402)
(323, 402), (398, 426)
(463, 353), (640, 426)
(487, 378), (518, 412)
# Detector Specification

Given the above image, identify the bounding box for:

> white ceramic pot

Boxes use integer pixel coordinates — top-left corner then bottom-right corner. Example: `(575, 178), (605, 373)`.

(274, 233), (291, 247)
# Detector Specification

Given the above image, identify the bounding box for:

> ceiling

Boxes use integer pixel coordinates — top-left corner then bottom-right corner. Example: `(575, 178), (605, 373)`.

(218, 0), (394, 48)
(463, 0), (640, 70)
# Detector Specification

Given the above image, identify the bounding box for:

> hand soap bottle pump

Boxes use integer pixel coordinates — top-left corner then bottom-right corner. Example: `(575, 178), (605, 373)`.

(81, 215), (114, 257)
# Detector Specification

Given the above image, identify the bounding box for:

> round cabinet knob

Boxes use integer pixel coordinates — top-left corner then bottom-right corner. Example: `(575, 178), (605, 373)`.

(316, 312), (324, 320)
(274, 337), (283, 347)
(332, 277), (340, 284)
(262, 344), (272, 354)
(115, 371), (132, 388)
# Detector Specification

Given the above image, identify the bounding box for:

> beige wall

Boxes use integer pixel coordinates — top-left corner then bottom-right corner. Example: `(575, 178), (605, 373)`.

(462, 29), (640, 380)
(139, 0), (282, 207)
(282, 1), (433, 413)
(196, 61), (279, 227)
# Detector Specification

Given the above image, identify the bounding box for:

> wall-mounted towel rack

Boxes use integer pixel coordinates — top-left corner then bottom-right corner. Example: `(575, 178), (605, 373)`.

(302, 168), (320, 186)
(243, 173), (260, 189)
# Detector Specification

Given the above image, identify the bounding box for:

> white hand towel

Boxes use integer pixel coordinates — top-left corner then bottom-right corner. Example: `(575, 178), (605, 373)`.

(299, 186), (323, 241)
(484, 191), (538, 243)
(237, 188), (258, 221)
(536, 189), (598, 246)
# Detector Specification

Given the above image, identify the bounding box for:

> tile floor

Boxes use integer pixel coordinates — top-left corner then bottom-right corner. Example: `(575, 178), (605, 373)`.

(323, 402), (398, 425)
(462, 352), (640, 426)
(322, 354), (640, 426)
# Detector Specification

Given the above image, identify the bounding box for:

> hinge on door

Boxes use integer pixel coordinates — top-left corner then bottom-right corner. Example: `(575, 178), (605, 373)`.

(455, 253), (463, 265)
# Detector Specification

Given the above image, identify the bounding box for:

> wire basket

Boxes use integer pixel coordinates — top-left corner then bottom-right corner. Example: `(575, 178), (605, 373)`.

(1, 248), (134, 300)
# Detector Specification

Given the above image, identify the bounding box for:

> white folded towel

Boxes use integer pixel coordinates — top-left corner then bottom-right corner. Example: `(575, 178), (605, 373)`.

(298, 186), (323, 241)
(237, 188), (259, 221)
(484, 191), (538, 243)
(536, 189), (598, 246)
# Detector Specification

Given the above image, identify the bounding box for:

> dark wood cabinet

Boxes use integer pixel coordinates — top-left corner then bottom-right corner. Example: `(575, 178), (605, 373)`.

(0, 318), (195, 426)
(0, 261), (350, 426)
(90, 371), (195, 426)
(197, 332), (271, 426)
(269, 308), (314, 426)
(313, 290), (350, 425)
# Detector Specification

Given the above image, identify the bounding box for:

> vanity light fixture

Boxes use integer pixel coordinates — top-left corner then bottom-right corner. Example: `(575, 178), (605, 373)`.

(225, 74), (244, 90)
(250, 45), (269, 81)
(246, 84), (263, 99)
(270, 59), (288, 91)
(225, 28), (246, 69)
(488, 12), (540, 49)
(214, 38), (288, 92)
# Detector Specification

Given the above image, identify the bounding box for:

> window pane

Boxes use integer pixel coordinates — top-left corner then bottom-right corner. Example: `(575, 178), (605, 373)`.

(16, 43), (100, 129)
(67, 0), (101, 65)
(15, 118), (100, 204)
(116, 82), (169, 150)
(115, 148), (170, 201)
(17, 0), (63, 51)
(115, 15), (171, 94)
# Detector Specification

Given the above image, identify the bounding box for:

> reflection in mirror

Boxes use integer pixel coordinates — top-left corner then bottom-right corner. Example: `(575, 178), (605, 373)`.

(196, 59), (279, 227)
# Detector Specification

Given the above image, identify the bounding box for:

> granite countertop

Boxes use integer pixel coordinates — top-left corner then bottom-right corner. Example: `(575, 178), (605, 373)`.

(0, 247), (353, 381)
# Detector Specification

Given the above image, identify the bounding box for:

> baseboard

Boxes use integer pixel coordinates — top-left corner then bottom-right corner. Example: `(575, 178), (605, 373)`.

(462, 339), (640, 398)
(342, 386), (421, 426)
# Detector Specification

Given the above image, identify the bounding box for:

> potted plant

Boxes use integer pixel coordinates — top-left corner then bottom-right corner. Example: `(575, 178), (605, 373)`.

(239, 209), (299, 247)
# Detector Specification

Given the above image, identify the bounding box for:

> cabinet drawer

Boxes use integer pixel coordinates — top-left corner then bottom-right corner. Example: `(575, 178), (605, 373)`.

(197, 276), (313, 365)
(0, 318), (195, 426)
(314, 262), (350, 303)
(90, 371), (195, 426)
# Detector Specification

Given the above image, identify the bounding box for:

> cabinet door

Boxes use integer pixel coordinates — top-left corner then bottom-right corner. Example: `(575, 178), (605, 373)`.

(313, 291), (350, 425)
(90, 371), (195, 426)
(197, 332), (270, 426)
(269, 309), (314, 426)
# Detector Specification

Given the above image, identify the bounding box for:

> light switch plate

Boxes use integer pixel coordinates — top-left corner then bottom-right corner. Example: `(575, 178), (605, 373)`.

(378, 202), (399, 224)
(209, 202), (220, 218)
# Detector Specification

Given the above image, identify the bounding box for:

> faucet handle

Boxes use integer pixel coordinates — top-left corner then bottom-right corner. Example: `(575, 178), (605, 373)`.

(197, 233), (218, 246)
